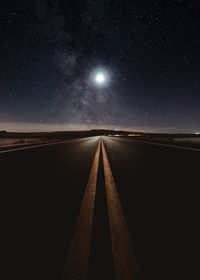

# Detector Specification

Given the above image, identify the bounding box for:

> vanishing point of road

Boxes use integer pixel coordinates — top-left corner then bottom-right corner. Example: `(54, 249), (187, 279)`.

(1, 136), (199, 280)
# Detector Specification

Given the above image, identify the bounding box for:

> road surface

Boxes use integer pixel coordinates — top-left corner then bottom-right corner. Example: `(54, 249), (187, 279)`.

(0, 136), (199, 280)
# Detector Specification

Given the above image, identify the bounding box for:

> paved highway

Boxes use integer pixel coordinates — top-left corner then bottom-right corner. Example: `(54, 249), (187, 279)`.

(103, 136), (199, 280)
(1, 136), (199, 280)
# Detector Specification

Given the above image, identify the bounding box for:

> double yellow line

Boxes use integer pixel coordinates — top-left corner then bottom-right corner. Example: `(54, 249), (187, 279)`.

(62, 138), (140, 280)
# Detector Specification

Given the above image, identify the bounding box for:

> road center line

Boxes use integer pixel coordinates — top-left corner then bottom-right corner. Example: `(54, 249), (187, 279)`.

(101, 139), (140, 280)
(62, 139), (100, 280)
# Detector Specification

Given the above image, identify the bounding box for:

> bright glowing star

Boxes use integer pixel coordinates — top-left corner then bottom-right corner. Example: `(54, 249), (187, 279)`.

(91, 68), (110, 86)
(95, 73), (105, 84)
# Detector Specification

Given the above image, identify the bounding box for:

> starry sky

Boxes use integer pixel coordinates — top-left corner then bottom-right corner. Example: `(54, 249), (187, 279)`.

(0, 0), (200, 133)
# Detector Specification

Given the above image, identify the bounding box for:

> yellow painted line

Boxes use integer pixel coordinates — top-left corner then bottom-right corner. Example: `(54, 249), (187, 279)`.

(101, 139), (140, 280)
(62, 140), (100, 280)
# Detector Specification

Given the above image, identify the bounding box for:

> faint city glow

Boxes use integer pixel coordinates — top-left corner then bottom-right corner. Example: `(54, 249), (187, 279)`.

(105, 132), (144, 137)
(128, 133), (143, 136)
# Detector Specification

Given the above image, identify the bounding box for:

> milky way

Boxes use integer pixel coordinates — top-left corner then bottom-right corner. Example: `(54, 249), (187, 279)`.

(0, 1), (200, 132)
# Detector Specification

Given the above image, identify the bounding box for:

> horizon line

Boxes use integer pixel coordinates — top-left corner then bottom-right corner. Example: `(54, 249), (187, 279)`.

(0, 121), (199, 134)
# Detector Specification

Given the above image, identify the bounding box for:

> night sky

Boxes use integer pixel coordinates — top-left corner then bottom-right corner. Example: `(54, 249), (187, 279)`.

(0, 0), (200, 133)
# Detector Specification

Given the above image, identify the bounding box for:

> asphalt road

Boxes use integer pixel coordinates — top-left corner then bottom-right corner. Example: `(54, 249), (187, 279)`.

(1, 137), (99, 280)
(102, 136), (199, 280)
(1, 136), (199, 280)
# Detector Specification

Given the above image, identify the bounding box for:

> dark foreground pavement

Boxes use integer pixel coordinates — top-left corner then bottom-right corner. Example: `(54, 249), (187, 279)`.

(1, 136), (199, 280)
(102, 136), (200, 280)
(0, 137), (99, 280)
